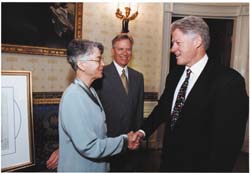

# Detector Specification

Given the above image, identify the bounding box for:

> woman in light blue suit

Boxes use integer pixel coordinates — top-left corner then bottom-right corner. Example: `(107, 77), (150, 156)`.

(58, 39), (139, 172)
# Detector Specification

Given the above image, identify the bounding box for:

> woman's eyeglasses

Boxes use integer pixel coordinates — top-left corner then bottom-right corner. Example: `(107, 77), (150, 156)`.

(87, 58), (104, 64)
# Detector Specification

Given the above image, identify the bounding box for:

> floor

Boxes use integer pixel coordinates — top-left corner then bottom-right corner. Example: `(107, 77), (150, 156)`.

(136, 149), (249, 172)
(20, 148), (249, 172)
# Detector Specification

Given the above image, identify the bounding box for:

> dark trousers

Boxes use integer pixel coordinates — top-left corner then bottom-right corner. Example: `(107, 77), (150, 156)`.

(110, 150), (141, 172)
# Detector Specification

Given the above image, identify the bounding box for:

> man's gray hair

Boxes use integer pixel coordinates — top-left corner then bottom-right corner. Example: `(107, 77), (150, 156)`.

(67, 39), (104, 71)
(112, 33), (134, 48)
(171, 16), (210, 50)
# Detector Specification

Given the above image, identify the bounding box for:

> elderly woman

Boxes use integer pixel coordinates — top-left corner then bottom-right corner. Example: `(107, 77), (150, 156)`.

(58, 39), (138, 172)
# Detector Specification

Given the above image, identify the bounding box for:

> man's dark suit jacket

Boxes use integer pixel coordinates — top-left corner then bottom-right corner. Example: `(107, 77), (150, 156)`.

(93, 62), (144, 171)
(142, 58), (248, 172)
(94, 62), (144, 137)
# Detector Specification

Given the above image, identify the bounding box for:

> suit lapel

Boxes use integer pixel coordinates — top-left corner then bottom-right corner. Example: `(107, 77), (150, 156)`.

(107, 62), (129, 98)
(127, 67), (135, 97)
(174, 59), (216, 127)
(169, 66), (186, 103)
(184, 59), (215, 107)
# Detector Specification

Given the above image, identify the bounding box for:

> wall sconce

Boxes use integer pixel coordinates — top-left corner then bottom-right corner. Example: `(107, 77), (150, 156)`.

(115, 3), (139, 33)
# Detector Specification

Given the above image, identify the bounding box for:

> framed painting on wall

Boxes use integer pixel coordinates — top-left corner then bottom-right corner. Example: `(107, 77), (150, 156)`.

(2, 3), (83, 56)
(1, 71), (35, 172)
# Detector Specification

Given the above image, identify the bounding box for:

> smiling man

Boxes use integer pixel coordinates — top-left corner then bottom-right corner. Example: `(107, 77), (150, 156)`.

(93, 34), (144, 171)
(137, 15), (249, 172)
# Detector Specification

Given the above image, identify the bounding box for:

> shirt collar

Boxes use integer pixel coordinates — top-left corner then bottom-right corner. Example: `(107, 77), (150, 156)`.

(186, 54), (208, 76)
(113, 60), (128, 76)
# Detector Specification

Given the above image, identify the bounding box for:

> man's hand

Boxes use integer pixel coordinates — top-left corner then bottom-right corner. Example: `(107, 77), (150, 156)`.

(135, 130), (144, 141)
(127, 131), (143, 150)
(46, 149), (59, 169)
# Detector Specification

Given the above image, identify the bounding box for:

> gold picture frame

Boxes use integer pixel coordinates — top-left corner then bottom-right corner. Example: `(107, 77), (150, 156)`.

(1, 70), (35, 172)
(2, 3), (83, 57)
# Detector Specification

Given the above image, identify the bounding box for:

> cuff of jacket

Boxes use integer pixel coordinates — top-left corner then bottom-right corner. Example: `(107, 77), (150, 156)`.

(121, 134), (128, 152)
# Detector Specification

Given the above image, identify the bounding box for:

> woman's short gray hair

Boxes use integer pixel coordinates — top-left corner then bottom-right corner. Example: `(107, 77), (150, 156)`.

(67, 39), (104, 71)
(171, 16), (210, 50)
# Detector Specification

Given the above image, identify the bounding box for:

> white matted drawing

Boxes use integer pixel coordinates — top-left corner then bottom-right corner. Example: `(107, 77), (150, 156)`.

(1, 71), (35, 172)
(1, 87), (15, 155)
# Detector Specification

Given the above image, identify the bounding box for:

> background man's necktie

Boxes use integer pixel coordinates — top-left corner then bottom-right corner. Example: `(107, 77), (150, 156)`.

(170, 69), (192, 130)
(121, 69), (128, 95)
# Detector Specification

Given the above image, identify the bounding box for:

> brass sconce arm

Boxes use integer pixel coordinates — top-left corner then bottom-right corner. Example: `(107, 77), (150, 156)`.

(115, 6), (138, 33)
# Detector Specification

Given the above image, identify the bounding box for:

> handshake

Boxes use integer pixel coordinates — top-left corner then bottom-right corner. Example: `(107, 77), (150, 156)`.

(46, 131), (145, 169)
(127, 131), (144, 150)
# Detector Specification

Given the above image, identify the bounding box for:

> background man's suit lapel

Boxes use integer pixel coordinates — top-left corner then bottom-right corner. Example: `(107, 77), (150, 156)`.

(109, 63), (129, 98)
(127, 68), (136, 98)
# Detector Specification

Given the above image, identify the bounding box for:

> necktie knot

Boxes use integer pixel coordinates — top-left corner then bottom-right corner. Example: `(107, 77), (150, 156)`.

(122, 69), (126, 76)
(186, 69), (191, 78)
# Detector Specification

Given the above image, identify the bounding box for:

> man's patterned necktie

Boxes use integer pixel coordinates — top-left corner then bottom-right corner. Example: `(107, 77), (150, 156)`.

(121, 69), (128, 95)
(170, 69), (192, 130)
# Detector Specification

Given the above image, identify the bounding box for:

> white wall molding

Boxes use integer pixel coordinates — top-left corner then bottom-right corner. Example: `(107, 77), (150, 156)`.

(164, 3), (249, 17)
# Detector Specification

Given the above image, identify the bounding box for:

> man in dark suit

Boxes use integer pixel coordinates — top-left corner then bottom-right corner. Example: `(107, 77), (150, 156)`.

(93, 33), (144, 171)
(136, 16), (248, 172)
(46, 34), (144, 171)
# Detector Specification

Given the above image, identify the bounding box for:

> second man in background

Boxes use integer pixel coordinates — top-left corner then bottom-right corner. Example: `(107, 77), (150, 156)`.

(94, 33), (144, 171)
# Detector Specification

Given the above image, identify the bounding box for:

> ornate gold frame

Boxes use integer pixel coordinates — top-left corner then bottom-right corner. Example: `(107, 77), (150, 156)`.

(33, 92), (62, 105)
(2, 3), (83, 57)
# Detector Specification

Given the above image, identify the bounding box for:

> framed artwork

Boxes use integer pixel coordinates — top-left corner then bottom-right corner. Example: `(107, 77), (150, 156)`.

(1, 71), (35, 172)
(2, 3), (83, 56)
